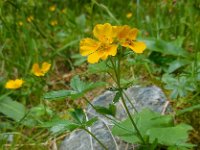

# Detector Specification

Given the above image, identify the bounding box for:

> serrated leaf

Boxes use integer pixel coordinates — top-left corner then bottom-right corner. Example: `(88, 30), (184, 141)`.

(95, 104), (116, 117)
(0, 97), (25, 121)
(85, 117), (98, 127)
(147, 124), (194, 147)
(70, 76), (85, 92)
(112, 109), (193, 148)
(112, 109), (173, 144)
(69, 75), (106, 100)
(70, 108), (86, 124)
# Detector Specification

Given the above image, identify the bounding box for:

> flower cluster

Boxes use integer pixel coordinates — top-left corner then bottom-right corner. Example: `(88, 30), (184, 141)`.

(5, 62), (51, 90)
(80, 23), (146, 64)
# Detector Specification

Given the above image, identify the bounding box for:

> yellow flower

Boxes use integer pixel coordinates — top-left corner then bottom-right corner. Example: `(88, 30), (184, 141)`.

(27, 16), (34, 23)
(49, 5), (56, 12)
(5, 79), (24, 89)
(18, 21), (23, 26)
(115, 25), (146, 53)
(80, 23), (118, 64)
(126, 12), (132, 19)
(50, 20), (58, 26)
(31, 62), (51, 77)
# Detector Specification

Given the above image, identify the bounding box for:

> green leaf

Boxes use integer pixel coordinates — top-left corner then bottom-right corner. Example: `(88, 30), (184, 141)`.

(112, 109), (193, 148)
(70, 76), (85, 92)
(0, 97), (26, 121)
(176, 104), (200, 116)
(41, 119), (79, 134)
(71, 54), (86, 66)
(144, 38), (188, 57)
(69, 75), (106, 100)
(88, 61), (110, 73)
(95, 104), (116, 117)
(43, 90), (72, 100)
(112, 109), (173, 144)
(113, 91), (122, 103)
(75, 14), (86, 30)
(147, 124), (194, 147)
(70, 108), (86, 124)
(167, 59), (190, 73)
(85, 117), (98, 127)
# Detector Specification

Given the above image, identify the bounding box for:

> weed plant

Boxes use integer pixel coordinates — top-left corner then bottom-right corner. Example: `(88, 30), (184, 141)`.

(0, 0), (200, 149)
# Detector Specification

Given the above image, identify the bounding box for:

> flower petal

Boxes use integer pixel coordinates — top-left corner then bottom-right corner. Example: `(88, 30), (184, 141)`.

(107, 44), (118, 56)
(93, 23), (113, 43)
(129, 28), (138, 40)
(87, 51), (102, 64)
(42, 62), (51, 73)
(129, 41), (146, 53)
(32, 63), (44, 76)
(116, 25), (131, 40)
(100, 44), (118, 60)
(80, 38), (100, 56)
(5, 79), (24, 89)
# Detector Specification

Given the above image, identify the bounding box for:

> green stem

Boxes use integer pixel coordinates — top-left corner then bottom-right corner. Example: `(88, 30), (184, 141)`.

(121, 94), (145, 144)
(83, 128), (108, 150)
(123, 91), (138, 113)
(110, 56), (146, 144)
(83, 96), (96, 110)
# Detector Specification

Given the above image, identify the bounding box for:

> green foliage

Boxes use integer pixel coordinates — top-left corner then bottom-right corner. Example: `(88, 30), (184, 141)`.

(144, 38), (188, 57)
(112, 109), (194, 149)
(41, 108), (97, 135)
(113, 91), (122, 103)
(44, 75), (106, 100)
(88, 61), (110, 74)
(0, 0), (200, 149)
(94, 104), (116, 117)
(0, 96), (25, 121)
(162, 74), (196, 99)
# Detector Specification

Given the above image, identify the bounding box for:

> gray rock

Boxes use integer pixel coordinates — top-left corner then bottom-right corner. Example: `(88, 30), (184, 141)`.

(60, 85), (169, 150)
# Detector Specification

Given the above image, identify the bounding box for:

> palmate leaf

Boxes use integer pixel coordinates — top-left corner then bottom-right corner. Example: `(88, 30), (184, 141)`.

(69, 108), (98, 127)
(69, 108), (86, 124)
(147, 124), (194, 148)
(69, 75), (106, 100)
(112, 109), (193, 148)
(44, 76), (106, 101)
(95, 104), (116, 117)
(112, 109), (173, 143)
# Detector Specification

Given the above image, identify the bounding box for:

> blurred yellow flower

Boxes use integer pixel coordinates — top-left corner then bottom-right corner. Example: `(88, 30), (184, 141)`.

(31, 62), (51, 77)
(49, 5), (56, 12)
(5, 79), (24, 89)
(50, 20), (58, 26)
(18, 21), (23, 26)
(115, 25), (146, 53)
(126, 12), (132, 19)
(27, 16), (34, 23)
(80, 23), (118, 64)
